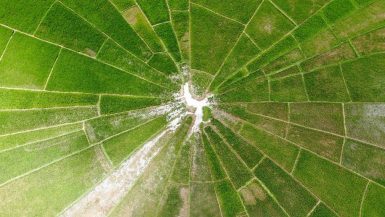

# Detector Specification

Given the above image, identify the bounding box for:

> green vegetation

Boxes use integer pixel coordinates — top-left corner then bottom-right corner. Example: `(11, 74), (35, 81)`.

(148, 52), (178, 74)
(1, 0), (385, 215)
(100, 95), (164, 114)
(0, 148), (106, 216)
(136, 0), (170, 25)
(255, 158), (317, 217)
(344, 103), (385, 147)
(204, 126), (253, 189)
(0, 107), (97, 135)
(239, 179), (288, 217)
(270, 75), (308, 102)
(210, 34), (261, 91)
(246, 1), (295, 49)
(103, 115), (167, 165)
(343, 53), (385, 102)
(286, 125), (344, 162)
(123, 6), (164, 53)
(294, 150), (368, 217)
(0, 89), (98, 109)
(96, 39), (176, 88)
(191, 4), (243, 74)
(192, 0), (261, 24)
(0, 131), (89, 184)
(154, 22), (182, 63)
(240, 123), (299, 172)
(0, 33), (60, 89)
(304, 66), (351, 102)
(60, 0), (153, 59)
(342, 139), (385, 186)
(47, 49), (167, 96)
(289, 102), (345, 135)
(35, 3), (106, 56)
(84, 107), (165, 143)
(0, 0), (55, 33)
(361, 183), (385, 217)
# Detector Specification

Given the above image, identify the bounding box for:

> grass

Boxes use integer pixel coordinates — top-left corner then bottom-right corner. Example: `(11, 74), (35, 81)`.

(322, 0), (357, 24)
(0, 0), (55, 33)
(214, 179), (246, 217)
(245, 1), (295, 49)
(35, 2), (106, 57)
(286, 124), (344, 162)
(0, 123), (82, 151)
(136, 0), (170, 25)
(0, 33), (60, 89)
(301, 43), (356, 72)
(123, 6), (165, 53)
(0, 107), (97, 135)
(0, 89), (98, 109)
(239, 179), (288, 217)
(96, 39), (177, 89)
(191, 0), (262, 24)
(47, 49), (167, 96)
(84, 107), (164, 143)
(343, 53), (385, 102)
(60, 0), (152, 60)
(204, 126), (254, 189)
(289, 102), (345, 135)
(217, 74), (269, 102)
(170, 11), (190, 62)
(240, 123), (299, 172)
(246, 102), (289, 121)
(0, 131), (89, 184)
(0, 148), (106, 216)
(344, 103), (385, 147)
(103, 115), (167, 166)
(309, 203), (338, 217)
(190, 4), (243, 74)
(361, 183), (385, 217)
(148, 53), (178, 74)
(0, 26), (13, 53)
(342, 139), (385, 186)
(304, 65), (351, 102)
(272, 0), (330, 24)
(293, 150), (368, 217)
(270, 75), (308, 102)
(190, 182), (222, 217)
(210, 34), (261, 92)
(100, 95), (164, 114)
(255, 158), (318, 217)
(154, 22), (182, 62)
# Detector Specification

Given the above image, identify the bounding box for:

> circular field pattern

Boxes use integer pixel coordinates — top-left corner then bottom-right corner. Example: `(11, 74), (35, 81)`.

(0, 0), (385, 216)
